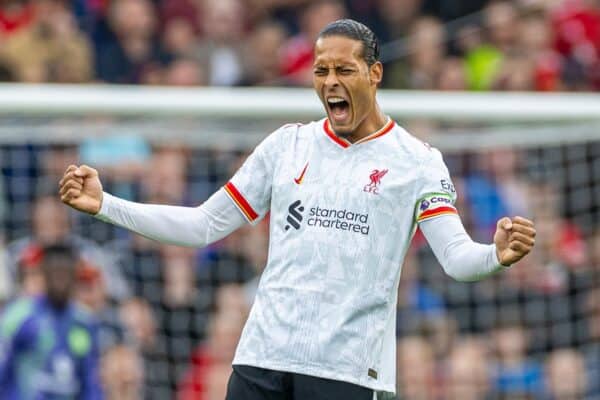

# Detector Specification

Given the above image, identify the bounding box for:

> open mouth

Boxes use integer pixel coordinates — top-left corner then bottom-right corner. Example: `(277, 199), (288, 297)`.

(327, 97), (350, 124)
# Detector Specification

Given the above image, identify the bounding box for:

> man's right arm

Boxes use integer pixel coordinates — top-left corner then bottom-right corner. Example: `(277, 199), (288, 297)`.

(95, 188), (246, 247)
(59, 164), (247, 247)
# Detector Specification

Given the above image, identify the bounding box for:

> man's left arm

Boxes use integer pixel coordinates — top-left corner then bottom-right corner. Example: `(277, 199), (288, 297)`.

(414, 147), (535, 281)
(420, 214), (535, 282)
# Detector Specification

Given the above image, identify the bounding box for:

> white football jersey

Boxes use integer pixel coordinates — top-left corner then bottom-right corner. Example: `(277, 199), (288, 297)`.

(224, 118), (458, 393)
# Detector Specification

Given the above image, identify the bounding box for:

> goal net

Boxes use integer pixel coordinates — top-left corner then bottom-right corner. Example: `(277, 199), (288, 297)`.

(0, 84), (598, 399)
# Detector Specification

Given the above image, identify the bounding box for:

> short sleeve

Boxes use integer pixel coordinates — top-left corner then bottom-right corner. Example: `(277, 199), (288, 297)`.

(224, 127), (284, 225)
(414, 148), (459, 224)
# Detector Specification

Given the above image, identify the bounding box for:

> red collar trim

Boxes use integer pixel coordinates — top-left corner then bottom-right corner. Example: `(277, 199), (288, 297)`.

(323, 119), (351, 148)
(323, 118), (395, 148)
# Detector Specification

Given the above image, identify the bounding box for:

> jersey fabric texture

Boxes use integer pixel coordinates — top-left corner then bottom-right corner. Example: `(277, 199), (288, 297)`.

(225, 118), (458, 393)
(0, 296), (102, 400)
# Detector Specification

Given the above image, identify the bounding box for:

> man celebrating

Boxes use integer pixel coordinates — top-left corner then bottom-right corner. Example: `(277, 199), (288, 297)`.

(0, 243), (102, 399)
(59, 19), (535, 400)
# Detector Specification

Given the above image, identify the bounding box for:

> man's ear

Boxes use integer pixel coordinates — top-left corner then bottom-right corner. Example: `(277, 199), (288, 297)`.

(369, 61), (383, 86)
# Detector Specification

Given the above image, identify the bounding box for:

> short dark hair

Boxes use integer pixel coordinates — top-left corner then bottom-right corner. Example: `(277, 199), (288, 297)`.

(41, 243), (79, 269)
(317, 19), (380, 67)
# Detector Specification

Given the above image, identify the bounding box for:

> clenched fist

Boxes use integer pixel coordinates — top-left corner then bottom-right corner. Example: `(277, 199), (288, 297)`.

(59, 164), (103, 215)
(494, 216), (536, 266)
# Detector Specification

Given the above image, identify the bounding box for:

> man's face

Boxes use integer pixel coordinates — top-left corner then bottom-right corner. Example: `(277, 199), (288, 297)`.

(42, 256), (76, 308)
(313, 35), (380, 137)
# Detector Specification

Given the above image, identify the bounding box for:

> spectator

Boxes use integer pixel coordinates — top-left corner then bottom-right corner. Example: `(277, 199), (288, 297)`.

(444, 338), (491, 400)
(194, 0), (245, 86)
(178, 287), (248, 400)
(0, 0), (93, 83)
(119, 297), (163, 397)
(95, 0), (162, 83)
(544, 349), (588, 400)
(280, 0), (347, 86)
(0, 243), (102, 399)
(484, 0), (520, 53)
(75, 262), (125, 351)
(0, 0), (35, 38)
(582, 288), (600, 398)
(163, 57), (207, 86)
(13, 243), (46, 297)
(5, 192), (130, 302)
(101, 345), (145, 400)
(161, 17), (197, 59)
(520, 11), (564, 91)
(240, 21), (287, 86)
(387, 16), (447, 89)
(490, 323), (545, 398)
(396, 336), (437, 399)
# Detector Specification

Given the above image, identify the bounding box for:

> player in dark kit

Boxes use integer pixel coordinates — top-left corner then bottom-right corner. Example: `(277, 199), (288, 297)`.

(59, 19), (536, 400)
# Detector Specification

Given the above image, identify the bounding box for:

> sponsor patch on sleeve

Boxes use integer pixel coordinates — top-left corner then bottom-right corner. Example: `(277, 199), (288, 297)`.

(415, 193), (457, 222)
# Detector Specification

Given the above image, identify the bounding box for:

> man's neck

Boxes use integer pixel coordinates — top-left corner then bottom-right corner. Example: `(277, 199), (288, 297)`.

(343, 105), (388, 143)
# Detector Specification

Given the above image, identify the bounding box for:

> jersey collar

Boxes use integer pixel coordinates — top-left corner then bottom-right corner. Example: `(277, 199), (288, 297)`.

(323, 117), (395, 149)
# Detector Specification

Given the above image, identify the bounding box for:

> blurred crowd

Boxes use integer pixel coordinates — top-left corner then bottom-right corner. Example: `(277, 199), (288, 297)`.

(0, 0), (599, 399)
(0, 140), (598, 399)
(0, 0), (598, 90)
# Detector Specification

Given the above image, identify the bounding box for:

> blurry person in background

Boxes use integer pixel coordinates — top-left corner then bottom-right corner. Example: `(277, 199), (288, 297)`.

(195, 0), (245, 86)
(241, 21), (287, 86)
(119, 297), (157, 351)
(155, 244), (210, 396)
(492, 52), (535, 91)
(162, 17), (196, 57)
(583, 287), (600, 397)
(281, 0), (347, 86)
(0, 0), (35, 38)
(396, 247), (447, 337)
(465, 0), (520, 90)
(0, 237), (11, 305)
(519, 12), (564, 91)
(142, 145), (189, 205)
(436, 57), (468, 91)
(5, 191), (130, 302)
(95, 0), (162, 83)
(396, 336), (437, 400)
(386, 16), (446, 89)
(551, 0), (600, 90)
(179, 286), (249, 400)
(0, 0), (93, 83)
(464, 148), (529, 240)
(372, 0), (423, 42)
(544, 349), (588, 400)
(444, 338), (491, 400)
(0, 243), (102, 399)
(76, 262), (126, 352)
(14, 243), (46, 297)
(163, 57), (207, 86)
(119, 297), (161, 397)
(101, 345), (145, 400)
(484, 0), (520, 53)
(490, 322), (544, 399)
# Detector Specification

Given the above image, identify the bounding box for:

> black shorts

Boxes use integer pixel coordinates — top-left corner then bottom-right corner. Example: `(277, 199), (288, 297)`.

(226, 365), (378, 400)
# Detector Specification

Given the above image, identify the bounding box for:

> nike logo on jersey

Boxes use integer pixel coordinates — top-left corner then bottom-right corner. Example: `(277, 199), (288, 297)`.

(294, 163), (309, 184)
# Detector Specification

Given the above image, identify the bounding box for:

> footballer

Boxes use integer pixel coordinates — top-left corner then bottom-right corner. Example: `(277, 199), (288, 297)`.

(60, 19), (535, 400)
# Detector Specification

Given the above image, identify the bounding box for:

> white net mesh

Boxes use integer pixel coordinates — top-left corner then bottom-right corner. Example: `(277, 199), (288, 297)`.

(0, 86), (598, 399)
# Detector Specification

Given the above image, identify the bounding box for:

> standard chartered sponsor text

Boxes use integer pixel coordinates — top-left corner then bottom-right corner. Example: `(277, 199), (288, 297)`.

(307, 206), (370, 235)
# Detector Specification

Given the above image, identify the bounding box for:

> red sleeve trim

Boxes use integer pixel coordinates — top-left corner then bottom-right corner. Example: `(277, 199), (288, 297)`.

(417, 206), (458, 222)
(224, 182), (259, 222)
